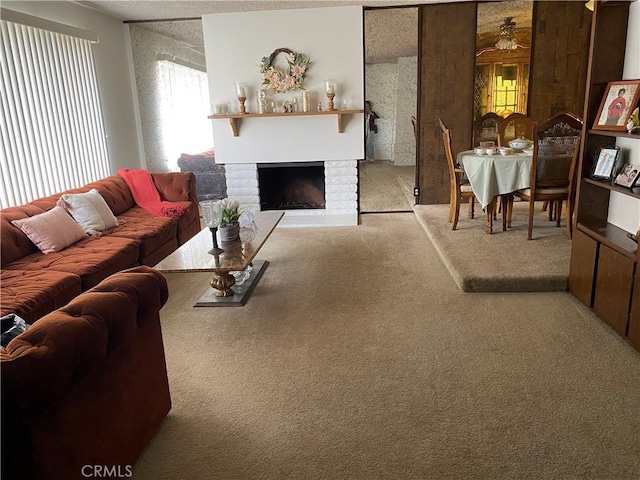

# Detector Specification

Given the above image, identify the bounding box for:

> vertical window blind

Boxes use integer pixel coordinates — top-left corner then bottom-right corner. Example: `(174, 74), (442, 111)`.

(0, 19), (109, 208)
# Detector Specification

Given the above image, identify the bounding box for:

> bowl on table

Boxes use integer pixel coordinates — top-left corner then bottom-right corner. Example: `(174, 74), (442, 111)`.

(473, 147), (486, 155)
(508, 138), (532, 151)
(522, 146), (534, 155)
(498, 147), (513, 156)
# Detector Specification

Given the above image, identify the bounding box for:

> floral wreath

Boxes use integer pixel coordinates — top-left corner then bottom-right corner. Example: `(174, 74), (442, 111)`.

(259, 48), (311, 94)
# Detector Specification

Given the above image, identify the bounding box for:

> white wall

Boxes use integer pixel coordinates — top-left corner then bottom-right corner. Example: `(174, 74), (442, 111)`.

(202, 6), (364, 164)
(608, 1), (640, 233)
(2, 1), (141, 172)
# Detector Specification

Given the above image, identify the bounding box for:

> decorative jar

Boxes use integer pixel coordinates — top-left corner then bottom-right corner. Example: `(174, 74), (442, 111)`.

(257, 90), (268, 114)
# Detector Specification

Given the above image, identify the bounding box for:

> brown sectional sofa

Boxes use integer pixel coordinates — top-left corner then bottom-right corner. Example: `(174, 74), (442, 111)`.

(0, 172), (200, 324)
(1, 265), (172, 480)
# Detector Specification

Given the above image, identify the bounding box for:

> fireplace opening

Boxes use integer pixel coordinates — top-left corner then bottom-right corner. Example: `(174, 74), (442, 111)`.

(258, 162), (325, 210)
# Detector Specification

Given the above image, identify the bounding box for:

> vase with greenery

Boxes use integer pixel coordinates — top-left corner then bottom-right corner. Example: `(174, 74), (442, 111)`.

(219, 199), (242, 242)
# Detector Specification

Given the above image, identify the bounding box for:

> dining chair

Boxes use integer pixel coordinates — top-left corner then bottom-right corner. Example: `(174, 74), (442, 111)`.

(497, 113), (536, 147)
(439, 118), (476, 230)
(473, 112), (500, 147)
(508, 112), (583, 240)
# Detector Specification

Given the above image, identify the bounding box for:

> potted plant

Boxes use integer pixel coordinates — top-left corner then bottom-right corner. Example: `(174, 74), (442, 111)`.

(219, 199), (242, 242)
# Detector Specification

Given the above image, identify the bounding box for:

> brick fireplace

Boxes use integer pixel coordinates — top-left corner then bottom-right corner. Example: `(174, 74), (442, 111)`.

(257, 162), (325, 211)
(224, 160), (358, 227)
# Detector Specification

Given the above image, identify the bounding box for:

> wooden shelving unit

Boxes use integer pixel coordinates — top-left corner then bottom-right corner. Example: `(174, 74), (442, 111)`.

(568, 0), (639, 351)
(208, 109), (364, 136)
(583, 177), (640, 199)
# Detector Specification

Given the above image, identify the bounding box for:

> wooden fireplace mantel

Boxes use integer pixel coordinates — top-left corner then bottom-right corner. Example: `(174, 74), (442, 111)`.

(208, 109), (364, 136)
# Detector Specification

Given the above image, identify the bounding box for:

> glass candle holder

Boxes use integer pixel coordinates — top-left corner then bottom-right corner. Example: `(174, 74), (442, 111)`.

(235, 82), (247, 114)
(200, 200), (223, 255)
(324, 79), (336, 111)
(324, 79), (336, 95)
(235, 82), (247, 98)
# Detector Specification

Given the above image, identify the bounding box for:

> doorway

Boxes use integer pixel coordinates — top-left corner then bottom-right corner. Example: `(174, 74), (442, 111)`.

(361, 7), (418, 213)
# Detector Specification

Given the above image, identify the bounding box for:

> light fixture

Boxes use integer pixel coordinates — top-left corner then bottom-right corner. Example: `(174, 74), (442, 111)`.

(495, 17), (518, 51)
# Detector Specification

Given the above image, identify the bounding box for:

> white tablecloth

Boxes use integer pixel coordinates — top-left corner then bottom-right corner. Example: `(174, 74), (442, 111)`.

(457, 150), (533, 208)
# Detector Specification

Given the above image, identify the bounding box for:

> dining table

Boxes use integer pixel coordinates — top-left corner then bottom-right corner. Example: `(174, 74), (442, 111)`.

(457, 149), (533, 234)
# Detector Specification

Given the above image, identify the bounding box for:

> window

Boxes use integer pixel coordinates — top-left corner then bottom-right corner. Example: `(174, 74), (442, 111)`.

(0, 17), (109, 208)
(157, 58), (213, 169)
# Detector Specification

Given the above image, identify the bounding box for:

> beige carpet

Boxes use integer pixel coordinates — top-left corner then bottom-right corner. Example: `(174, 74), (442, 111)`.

(359, 160), (415, 212)
(133, 213), (640, 480)
(414, 201), (571, 292)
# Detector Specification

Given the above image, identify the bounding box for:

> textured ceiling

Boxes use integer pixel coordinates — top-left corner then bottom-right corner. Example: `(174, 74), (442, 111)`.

(78, 0), (533, 64)
(76, 0), (436, 21)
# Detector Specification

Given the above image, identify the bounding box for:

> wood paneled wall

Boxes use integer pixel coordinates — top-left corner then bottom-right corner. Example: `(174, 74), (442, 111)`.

(416, 2), (477, 204)
(528, 1), (592, 122)
(414, 1), (591, 206)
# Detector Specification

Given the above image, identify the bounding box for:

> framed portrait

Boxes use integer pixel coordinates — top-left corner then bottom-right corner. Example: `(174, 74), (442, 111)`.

(614, 164), (640, 188)
(592, 80), (640, 131)
(590, 145), (620, 181)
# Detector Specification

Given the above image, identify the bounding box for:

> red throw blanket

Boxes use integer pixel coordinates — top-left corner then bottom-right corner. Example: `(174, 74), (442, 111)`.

(118, 169), (187, 218)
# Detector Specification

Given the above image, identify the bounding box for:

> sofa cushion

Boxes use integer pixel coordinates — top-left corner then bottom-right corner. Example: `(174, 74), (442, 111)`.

(0, 269), (82, 324)
(58, 188), (119, 234)
(5, 236), (140, 290)
(107, 206), (178, 264)
(11, 206), (87, 254)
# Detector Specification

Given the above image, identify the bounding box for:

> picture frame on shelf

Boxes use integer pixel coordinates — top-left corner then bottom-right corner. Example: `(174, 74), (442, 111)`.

(590, 145), (620, 181)
(592, 79), (640, 131)
(614, 163), (640, 188)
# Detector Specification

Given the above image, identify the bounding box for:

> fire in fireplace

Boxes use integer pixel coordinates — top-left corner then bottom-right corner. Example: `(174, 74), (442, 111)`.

(257, 162), (325, 210)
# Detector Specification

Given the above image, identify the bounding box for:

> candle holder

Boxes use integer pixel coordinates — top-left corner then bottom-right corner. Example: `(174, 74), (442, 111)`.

(325, 93), (336, 111)
(235, 82), (247, 114)
(324, 79), (337, 111)
(238, 96), (247, 114)
(208, 226), (224, 255)
(200, 200), (224, 255)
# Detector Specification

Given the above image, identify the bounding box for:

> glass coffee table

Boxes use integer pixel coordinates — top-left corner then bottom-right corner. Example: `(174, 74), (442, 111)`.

(154, 211), (284, 306)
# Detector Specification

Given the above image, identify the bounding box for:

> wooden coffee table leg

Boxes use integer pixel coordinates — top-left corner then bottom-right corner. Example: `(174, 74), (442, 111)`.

(210, 272), (236, 297)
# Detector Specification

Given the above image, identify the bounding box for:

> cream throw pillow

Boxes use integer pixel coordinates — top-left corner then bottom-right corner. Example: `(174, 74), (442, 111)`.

(12, 206), (87, 254)
(58, 188), (118, 235)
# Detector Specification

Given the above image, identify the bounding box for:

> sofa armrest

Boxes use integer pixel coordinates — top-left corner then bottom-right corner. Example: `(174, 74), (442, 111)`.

(0, 265), (168, 415)
(151, 172), (198, 204)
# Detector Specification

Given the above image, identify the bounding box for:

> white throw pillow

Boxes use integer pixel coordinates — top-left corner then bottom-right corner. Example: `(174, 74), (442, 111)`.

(12, 206), (87, 254)
(58, 188), (118, 235)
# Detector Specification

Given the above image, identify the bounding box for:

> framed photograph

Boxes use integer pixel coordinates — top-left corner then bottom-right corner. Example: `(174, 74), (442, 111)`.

(591, 146), (620, 181)
(593, 80), (640, 131)
(614, 164), (640, 188)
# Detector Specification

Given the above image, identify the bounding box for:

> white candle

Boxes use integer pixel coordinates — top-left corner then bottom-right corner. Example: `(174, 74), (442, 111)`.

(325, 80), (335, 94)
(207, 202), (215, 227)
(236, 83), (246, 97)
